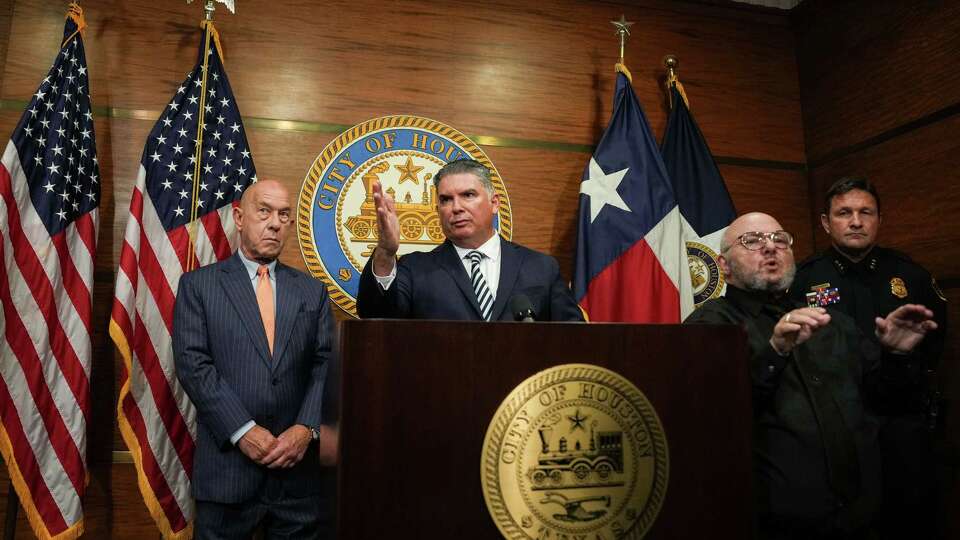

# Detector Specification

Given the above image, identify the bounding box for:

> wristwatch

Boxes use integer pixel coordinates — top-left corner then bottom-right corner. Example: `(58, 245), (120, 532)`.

(309, 426), (320, 442)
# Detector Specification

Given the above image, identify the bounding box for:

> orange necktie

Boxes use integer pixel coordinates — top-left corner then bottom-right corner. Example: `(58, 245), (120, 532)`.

(256, 265), (275, 355)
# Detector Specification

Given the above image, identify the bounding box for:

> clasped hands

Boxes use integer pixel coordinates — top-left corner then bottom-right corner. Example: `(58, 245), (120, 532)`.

(769, 303), (937, 356)
(237, 424), (311, 469)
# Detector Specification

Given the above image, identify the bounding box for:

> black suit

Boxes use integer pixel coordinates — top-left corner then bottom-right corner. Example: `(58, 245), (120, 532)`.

(357, 239), (583, 322)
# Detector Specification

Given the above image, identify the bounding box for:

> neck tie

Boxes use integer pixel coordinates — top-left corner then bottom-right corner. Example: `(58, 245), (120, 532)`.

(256, 265), (275, 355)
(467, 250), (493, 321)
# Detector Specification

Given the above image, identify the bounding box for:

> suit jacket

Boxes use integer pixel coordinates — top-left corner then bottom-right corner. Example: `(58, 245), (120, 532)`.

(357, 239), (583, 321)
(173, 252), (333, 503)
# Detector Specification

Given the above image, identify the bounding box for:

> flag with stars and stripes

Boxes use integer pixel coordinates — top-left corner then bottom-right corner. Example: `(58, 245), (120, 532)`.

(109, 21), (256, 539)
(0, 5), (98, 539)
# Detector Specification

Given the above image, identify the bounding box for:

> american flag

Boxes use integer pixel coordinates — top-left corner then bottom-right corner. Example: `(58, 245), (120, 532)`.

(109, 22), (256, 538)
(0, 5), (98, 539)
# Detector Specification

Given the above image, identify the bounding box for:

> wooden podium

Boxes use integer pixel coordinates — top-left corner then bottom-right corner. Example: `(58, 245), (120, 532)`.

(334, 320), (752, 539)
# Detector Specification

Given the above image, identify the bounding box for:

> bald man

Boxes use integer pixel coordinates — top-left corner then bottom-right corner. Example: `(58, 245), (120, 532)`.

(684, 212), (936, 540)
(174, 180), (334, 539)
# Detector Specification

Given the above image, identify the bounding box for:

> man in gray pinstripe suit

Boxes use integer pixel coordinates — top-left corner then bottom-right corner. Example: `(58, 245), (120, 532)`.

(174, 179), (333, 539)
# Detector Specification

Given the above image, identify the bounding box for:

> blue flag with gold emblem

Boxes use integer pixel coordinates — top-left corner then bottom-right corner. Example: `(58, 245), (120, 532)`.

(660, 85), (736, 309)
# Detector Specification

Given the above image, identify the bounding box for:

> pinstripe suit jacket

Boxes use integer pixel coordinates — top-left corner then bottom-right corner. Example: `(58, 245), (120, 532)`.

(173, 252), (332, 503)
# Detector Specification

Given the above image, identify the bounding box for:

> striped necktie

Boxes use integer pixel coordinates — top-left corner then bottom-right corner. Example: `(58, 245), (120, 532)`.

(467, 250), (493, 321)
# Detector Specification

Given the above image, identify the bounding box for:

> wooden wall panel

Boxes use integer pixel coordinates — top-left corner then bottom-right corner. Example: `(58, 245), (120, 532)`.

(939, 287), (960, 540)
(0, 0), (12, 82)
(719, 164), (813, 260)
(794, 1), (960, 536)
(793, 0), (960, 162)
(2, 0), (803, 161)
(807, 116), (960, 281)
(0, 0), (808, 537)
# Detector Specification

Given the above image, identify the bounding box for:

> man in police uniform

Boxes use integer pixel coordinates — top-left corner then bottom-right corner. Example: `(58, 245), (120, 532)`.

(791, 177), (948, 539)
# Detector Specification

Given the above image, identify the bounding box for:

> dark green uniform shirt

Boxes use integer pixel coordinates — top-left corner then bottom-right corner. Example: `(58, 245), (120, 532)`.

(685, 285), (883, 535)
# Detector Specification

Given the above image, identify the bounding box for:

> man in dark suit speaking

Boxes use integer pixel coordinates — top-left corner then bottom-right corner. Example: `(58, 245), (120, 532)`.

(173, 180), (333, 539)
(357, 158), (583, 322)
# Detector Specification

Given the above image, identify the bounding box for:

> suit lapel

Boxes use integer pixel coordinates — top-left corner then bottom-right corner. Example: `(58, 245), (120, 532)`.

(219, 254), (272, 366)
(436, 241), (484, 319)
(490, 240), (522, 320)
(271, 263), (302, 370)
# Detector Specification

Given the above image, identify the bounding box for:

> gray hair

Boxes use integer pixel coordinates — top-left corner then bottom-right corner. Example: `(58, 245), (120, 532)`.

(433, 159), (495, 196)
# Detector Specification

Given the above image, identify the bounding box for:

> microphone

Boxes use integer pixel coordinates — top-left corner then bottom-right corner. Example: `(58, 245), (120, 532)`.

(510, 295), (536, 322)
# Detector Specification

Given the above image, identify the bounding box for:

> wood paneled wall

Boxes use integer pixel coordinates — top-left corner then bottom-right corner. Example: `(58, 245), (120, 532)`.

(793, 1), (960, 537)
(0, 0), (808, 537)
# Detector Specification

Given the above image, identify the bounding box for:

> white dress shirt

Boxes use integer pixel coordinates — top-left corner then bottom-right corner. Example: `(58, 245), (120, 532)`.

(374, 234), (502, 301)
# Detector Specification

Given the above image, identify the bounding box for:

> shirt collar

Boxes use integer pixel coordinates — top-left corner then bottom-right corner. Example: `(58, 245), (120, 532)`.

(828, 245), (879, 274)
(453, 233), (501, 263)
(723, 284), (792, 316)
(237, 250), (277, 281)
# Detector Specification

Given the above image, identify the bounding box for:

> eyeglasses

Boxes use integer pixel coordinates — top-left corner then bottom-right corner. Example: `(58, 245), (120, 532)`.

(728, 230), (794, 251)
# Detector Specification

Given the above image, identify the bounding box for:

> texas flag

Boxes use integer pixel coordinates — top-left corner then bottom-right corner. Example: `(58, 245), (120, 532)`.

(573, 70), (693, 322)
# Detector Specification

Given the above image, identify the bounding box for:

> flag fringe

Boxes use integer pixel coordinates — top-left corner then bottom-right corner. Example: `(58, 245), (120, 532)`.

(614, 62), (633, 83)
(666, 72), (690, 110)
(61, 3), (86, 49)
(200, 20), (225, 63)
(110, 320), (194, 540)
(0, 425), (84, 540)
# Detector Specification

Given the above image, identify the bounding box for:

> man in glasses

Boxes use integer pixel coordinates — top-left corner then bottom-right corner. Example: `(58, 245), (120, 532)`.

(685, 212), (937, 540)
(790, 177), (947, 540)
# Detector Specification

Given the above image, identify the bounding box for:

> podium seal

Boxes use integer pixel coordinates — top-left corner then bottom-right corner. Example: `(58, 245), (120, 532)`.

(482, 364), (669, 539)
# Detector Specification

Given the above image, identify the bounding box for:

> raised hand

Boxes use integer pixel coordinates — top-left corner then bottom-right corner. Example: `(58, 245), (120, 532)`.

(875, 304), (937, 353)
(769, 307), (832, 355)
(371, 180), (400, 276)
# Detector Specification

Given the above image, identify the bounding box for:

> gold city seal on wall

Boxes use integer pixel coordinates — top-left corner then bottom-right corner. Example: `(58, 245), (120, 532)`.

(297, 115), (513, 316)
(482, 364), (669, 540)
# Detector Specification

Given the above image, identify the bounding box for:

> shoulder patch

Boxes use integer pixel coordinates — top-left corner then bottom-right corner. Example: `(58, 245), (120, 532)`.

(932, 278), (948, 302)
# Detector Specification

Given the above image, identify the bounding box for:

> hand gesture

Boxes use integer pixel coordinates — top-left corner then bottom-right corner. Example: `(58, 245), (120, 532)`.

(262, 424), (312, 469)
(875, 304), (937, 353)
(237, 425), (279, 465)
(769, 307), (831, 355)
(371, 180), (399, 275)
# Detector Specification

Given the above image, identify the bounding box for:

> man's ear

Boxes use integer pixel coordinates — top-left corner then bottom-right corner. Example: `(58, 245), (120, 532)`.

(490, 192), (500, 214)
(233, 204), (243, 230)
(718, 254), (731, 278)
(820, 213), (830, 235)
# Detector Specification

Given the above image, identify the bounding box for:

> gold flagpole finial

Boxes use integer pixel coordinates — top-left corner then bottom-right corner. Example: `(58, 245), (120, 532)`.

(186, 0), (236, 21)
(662, 54), (689, 109)
(663, 54), (679, 81)
(610, 14), (634, 65)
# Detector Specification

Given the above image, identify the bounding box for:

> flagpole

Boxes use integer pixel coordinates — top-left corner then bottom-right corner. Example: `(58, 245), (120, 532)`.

(184, 0), (228, 272)
(610, 14), (634, 66)
(186, 22), (214, 272)
(611, 14), (634, 81)
(662, 54), (689, 110)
